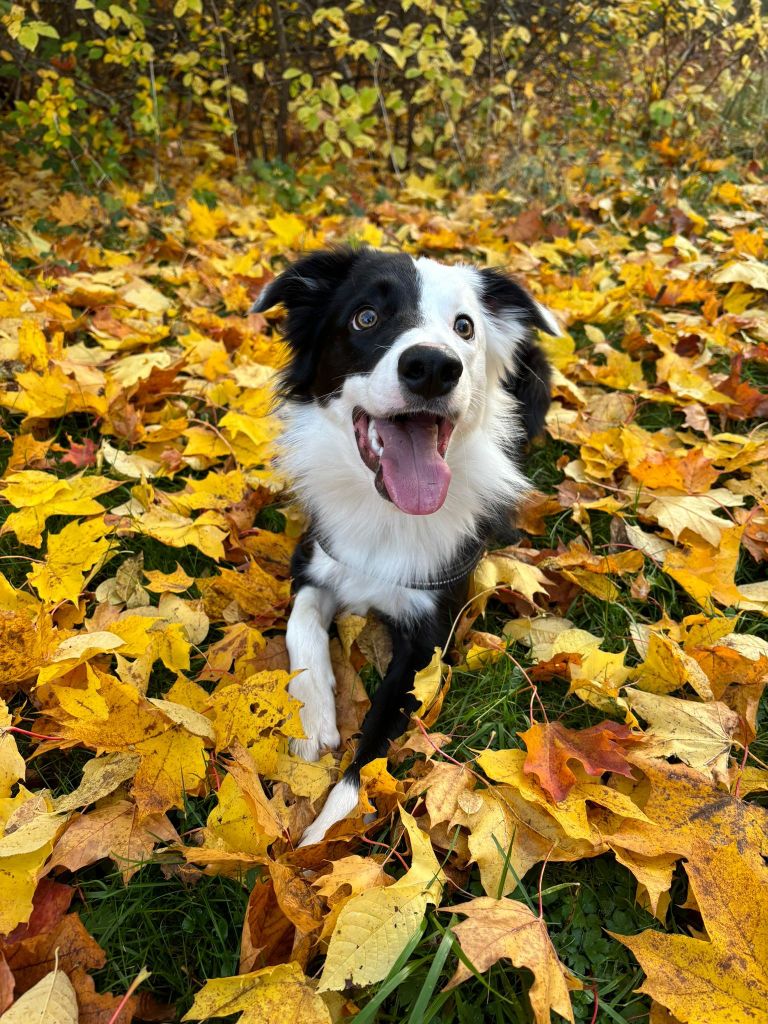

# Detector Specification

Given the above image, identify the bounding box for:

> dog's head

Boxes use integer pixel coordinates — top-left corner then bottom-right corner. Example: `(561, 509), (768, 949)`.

(253, 246), (556, 516)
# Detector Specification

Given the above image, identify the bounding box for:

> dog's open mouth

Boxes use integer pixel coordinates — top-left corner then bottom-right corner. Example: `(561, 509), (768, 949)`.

(352, 407), (455, 515)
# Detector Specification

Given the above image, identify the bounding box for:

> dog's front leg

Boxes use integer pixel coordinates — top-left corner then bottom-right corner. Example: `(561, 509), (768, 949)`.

(298, 625), (432, 846)
(285, 584), (340, 762)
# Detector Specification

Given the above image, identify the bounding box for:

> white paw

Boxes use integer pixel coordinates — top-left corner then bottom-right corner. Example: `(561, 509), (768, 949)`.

(299, 776), (361, 847)
(289, 672), (339, 763)
(290, 725), (340, 763)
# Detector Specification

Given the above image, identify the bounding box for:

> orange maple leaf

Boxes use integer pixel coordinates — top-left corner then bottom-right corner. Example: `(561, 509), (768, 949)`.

(520, 720), (644, 802)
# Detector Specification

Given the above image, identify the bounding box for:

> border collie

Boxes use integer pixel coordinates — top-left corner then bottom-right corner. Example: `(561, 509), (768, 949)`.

(252, 247), (557, 846)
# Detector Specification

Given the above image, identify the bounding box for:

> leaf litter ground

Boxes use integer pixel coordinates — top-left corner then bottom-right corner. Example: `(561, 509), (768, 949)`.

(0, 147), (767, 1024)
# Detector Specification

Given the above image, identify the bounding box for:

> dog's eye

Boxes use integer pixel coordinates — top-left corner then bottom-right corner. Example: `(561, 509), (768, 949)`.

(454, 314), (474, 340)
(351, 307), (378, 330)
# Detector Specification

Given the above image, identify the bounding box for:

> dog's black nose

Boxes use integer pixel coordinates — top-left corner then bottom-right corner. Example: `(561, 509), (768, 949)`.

(398, 345), (463, 399)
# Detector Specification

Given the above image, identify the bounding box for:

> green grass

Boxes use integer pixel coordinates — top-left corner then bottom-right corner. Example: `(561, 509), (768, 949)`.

(79, 865), (251, 1016)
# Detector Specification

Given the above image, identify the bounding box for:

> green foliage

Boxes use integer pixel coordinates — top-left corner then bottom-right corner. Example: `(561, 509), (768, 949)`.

(0, 0), (766, 182)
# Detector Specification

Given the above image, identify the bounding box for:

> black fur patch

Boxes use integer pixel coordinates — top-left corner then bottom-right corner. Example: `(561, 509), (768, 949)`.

(479, 267), (555, 440)
(253, 246), (421, 403)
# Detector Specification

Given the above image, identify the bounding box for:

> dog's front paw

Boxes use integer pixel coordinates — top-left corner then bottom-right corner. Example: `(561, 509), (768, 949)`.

(289, 672), (340, 763)
(290, 722), (341, 763)
(298, 775), (360, 846)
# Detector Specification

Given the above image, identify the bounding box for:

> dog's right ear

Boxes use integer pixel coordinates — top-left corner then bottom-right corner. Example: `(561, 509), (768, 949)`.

(251, 246), (361, 316)
(252, 247), (362, 400)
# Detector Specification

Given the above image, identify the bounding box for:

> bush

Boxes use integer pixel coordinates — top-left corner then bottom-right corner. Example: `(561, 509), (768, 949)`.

(0, 0), (765, 183)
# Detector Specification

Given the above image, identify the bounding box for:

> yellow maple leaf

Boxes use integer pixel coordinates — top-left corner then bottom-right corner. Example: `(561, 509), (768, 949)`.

(0, 471), (120, 547)
(663, 528), (744, 609)
(49, 673), (209, 817)
(0, 365), (107, 422)
(135, 507), (228, 561)
(183, 962), (330, 1024)
(476, 748), (649, 842)
(207, 670), (303, 768)
(27, 516), (114, 604)
(445, 896), (580, 1023)
(640, 489), (743, 547)
(143, 563), (196, 594)
(203, 773), (272, 858)
(472, 549), (548, 613)
(319, 807), (445, 992)
(0, 697), (25, 798)
(265, 212), (308, 249)
(0, 806), (65, 934)
(615, 846), (768, 1024)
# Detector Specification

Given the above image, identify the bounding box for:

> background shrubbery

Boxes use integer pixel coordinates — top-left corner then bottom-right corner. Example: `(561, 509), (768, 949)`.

(1, 0), (766, 185)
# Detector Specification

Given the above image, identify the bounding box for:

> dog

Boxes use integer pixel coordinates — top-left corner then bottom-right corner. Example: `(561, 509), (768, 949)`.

(251, 246), (557, 845)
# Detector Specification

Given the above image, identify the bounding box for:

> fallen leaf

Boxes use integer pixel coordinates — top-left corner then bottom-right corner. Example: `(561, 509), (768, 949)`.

(625, 688), (738, 784)
(318, 807), (445, 992)
(445, 896), (579, 1024)
(47, 800), (179, 881)
(615, 845), (768, 1024)
(520, 720), (643, 802)
(0, 969), (77, 1024)
(182, 962), (330, 1024)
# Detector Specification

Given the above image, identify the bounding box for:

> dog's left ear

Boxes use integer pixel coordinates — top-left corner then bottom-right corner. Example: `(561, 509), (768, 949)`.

(479, 268), (559, 441)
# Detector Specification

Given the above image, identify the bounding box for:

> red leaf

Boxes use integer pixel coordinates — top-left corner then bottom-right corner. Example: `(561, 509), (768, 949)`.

(61, 436), (98, 468)
(520, 721), (643, 802)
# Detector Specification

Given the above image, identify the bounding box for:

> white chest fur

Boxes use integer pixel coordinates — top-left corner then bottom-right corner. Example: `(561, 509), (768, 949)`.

(305, 542), (438, 622)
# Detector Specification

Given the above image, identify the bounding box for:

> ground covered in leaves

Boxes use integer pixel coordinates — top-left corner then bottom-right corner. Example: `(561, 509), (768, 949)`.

(0, 146), (767, 1024)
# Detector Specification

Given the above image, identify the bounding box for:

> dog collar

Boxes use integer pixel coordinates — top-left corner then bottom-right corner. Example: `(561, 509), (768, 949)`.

(314, 536), (485, 591)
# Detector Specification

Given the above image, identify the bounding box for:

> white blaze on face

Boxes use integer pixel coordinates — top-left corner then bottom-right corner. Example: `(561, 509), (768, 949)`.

(360, 258), (488, 423)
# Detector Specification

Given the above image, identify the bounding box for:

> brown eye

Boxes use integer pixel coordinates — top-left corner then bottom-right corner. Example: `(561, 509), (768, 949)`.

(351, 307), (378, 330)
(454, 314), (474, 340)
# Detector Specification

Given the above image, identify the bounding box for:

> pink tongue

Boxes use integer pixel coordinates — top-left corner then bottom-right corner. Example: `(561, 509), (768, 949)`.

(375, 416), (451, 515)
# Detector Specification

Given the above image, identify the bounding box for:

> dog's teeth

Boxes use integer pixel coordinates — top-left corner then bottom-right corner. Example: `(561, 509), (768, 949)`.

(368, 419), (383, 456)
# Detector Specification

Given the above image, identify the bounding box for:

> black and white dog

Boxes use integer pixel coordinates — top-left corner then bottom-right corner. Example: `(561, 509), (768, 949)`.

(252, 247), (557, 845)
